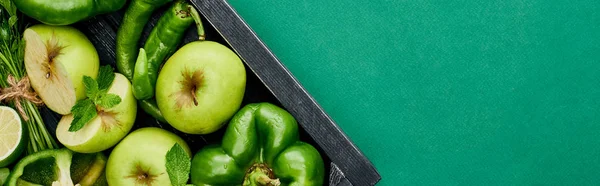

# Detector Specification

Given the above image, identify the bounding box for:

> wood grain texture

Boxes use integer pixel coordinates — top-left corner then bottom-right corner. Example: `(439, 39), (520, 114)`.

(330, 163), (353, 186)
(188, 0), (381, 185)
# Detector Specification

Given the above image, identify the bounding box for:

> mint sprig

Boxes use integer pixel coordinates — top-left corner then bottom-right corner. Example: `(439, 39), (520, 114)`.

(166, 143), (191, 186)
(68, 65), (121, 132)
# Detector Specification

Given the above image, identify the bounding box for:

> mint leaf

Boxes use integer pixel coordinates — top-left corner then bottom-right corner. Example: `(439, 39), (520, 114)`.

(68, 65), (121, 132)
(166, 143), (190, 186)
(68, 99), (97, 132)
(83, 76), (99, 100)
(96, 93), (122, 109)
(97, 65), (115, 91)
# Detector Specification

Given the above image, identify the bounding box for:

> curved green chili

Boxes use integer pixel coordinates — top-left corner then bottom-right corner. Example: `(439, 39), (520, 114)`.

(138, 99), (167, 123)
(132, 0), (197, 100)
(115, 0), (173, 80)
(131, 0), (205, 122)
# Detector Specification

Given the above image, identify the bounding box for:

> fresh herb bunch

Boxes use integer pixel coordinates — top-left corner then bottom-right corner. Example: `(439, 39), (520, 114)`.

(0, 0), (59, 154)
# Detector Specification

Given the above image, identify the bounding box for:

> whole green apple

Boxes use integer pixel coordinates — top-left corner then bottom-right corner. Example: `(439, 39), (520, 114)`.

(56, 73), (137, 153)
(156, 41), (246, 134)
(24, 24), (100, 115)
(106, 127), (191, 186)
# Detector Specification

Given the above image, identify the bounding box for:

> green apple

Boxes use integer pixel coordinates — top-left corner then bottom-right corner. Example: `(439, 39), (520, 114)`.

(56, 73), (137, 153)
(156, 41), (246, 134)
(106, 127), (191, 186)
(24, 24), (100, 115)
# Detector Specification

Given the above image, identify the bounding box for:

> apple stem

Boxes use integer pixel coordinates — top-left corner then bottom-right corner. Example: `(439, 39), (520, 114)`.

(191, 88), (198, 106)
(187, 5), (206, 41)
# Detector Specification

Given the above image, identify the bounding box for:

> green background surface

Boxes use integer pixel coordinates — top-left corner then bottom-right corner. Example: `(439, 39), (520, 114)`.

(228, 0), (600, 185)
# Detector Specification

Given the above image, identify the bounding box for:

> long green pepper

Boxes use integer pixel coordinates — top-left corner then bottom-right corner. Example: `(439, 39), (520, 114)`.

(116, 0), (173, 81)
(132, 0), (201, 100)
(131, 0), (205, 122)
(116, 0), (174, 122)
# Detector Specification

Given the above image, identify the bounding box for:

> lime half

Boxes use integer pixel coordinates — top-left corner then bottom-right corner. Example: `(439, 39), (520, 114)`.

(0, 106), (26, 167)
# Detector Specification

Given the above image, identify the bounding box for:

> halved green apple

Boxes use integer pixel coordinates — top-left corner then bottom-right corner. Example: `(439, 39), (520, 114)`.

(56, 73), (137, 153)
(24, 24), (100, 115)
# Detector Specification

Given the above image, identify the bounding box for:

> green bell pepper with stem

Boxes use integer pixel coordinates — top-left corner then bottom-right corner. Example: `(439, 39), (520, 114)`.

(14, 0), (126, 25)
(191, 103), (325, 186)
(116, 0), (173, 80)
(5, 148), (107, 186)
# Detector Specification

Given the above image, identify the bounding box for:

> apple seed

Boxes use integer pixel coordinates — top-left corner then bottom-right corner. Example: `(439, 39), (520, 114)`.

(44, 33), (67, 79)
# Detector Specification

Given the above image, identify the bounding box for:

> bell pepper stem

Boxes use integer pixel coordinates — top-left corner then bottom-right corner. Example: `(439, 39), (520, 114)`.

(257, 175), (281, 186)
(243, 165), (281, 186)
(187, 5), (205, 41)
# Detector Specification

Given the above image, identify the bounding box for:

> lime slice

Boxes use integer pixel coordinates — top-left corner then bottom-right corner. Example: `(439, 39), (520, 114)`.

(0, 106), (26, 167)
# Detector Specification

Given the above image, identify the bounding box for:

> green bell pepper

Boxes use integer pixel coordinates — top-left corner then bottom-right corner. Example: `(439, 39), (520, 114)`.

(14, 0), (126, 25)
(5, 148), (107, 186)
(190, 103), (325, 186)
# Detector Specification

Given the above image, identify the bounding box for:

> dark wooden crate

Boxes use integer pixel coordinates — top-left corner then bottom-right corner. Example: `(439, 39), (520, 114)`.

(40, 0), (381, 185)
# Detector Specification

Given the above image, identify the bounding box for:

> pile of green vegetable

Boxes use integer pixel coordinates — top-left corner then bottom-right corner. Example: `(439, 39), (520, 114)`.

(0, 0), (326, 185)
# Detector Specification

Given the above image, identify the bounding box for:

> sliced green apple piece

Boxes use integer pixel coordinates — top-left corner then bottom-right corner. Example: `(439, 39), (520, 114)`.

(56, 73), (137, 153)
(23, 29), (75, 115)
(23, 25), (99, 115)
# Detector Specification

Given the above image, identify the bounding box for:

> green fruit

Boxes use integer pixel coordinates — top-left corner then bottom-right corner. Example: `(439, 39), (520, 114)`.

(106, 127), (191, 186)
(56, 73), (138, 153)
(24, 24), (100, 115)
(156, 41), (246, 134)
(0, 106), (26, 167)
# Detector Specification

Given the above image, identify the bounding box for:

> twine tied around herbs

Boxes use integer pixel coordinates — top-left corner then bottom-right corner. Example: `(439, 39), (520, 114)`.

(0, 75), (44, 121)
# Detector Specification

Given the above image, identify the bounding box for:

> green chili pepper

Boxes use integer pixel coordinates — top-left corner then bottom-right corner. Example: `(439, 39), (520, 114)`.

(13, 0), (126, 25)
(131, 1), (205, 122)
(190, 103), (325, 186)
(132, 47), (167, 123)
(132, 0), (199, 100)
(139, 99), (167, 123)
(133, 48), (151, 99)
(116, 0), (173, 80)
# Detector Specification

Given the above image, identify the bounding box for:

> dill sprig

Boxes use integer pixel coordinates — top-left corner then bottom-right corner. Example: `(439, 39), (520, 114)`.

(1, 0), (59, 154)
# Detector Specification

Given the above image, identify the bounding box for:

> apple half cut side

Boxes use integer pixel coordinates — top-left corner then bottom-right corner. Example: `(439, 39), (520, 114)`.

(56, 73), (137, 153)
(23, 25), (99, 115)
